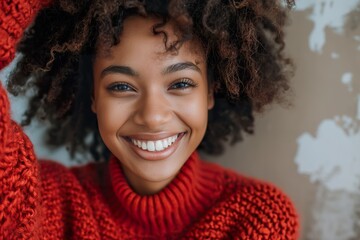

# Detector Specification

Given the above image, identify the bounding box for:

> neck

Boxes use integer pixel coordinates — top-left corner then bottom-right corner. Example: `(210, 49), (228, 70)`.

(108, 152), (224, 236)
(123, 168), (177, 195)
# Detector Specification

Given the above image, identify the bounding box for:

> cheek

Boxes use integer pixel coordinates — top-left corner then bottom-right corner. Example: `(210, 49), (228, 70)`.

(95, 97), (130, 136)
(176, 90), (209, 134)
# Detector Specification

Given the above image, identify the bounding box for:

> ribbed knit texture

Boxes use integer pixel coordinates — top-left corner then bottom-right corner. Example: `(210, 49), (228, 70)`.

(0, 0), (299, 239)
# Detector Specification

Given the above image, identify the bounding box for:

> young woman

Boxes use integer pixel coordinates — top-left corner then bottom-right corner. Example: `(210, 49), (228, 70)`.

(0, 0), (299, 239)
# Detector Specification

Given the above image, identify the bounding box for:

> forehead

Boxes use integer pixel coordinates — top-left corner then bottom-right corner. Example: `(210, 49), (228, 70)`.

(102, 15), (205, 63)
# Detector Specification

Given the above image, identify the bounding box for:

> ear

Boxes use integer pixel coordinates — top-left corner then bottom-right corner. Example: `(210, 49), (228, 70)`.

(207, 87), (214, 110)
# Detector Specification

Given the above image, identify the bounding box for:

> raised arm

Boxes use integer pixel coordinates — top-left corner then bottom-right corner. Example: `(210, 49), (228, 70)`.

(0, 0), (52, 238)
(0, 0), (51, 69)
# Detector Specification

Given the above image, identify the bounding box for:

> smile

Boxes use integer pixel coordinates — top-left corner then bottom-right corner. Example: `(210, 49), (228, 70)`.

(130, 134), (180, 152)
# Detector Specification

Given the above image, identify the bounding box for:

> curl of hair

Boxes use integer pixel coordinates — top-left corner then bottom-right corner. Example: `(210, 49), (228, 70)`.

(8, 0), (295, 162)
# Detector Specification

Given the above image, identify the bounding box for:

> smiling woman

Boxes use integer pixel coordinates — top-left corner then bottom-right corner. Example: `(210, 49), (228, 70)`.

(0, 0), (299, 239)
(91, 16), (213, 195)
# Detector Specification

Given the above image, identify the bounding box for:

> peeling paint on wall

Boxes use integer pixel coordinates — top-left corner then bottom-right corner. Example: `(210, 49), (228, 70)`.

(331, 52), (340, 59)
(295, 116), (360, 239)
(295, 80), (360, 239)
(294, 1), (360, 239)
(341, 72), (353, 92)
(357, 95), (360, 120)
(295, 0), (359, 53)
(353, 35), (360, 51)
(307, 187), (359, 240)
(295, 117), (360, 193)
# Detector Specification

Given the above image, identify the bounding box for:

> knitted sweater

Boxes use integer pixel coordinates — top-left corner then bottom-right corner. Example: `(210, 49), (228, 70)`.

(0, 0), (299, 239)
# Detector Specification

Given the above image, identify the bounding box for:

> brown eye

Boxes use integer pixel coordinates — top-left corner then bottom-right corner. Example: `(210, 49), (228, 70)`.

(169, 78), (198, 90)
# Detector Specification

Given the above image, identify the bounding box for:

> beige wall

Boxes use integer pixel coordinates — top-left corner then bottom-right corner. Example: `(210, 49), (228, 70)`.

(205, 2), (360, 240)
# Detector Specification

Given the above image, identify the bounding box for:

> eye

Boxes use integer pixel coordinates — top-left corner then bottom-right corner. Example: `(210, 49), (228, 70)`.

(107, 82), (136, 92)
(169, 78), (198, 90)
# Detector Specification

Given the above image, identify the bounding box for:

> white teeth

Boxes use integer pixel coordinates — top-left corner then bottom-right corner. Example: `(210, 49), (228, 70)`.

(155, 140), (164, 151)
(130, 134), (180, 152)
(162, 139), (169, 148)
(147, 141), (155, 152)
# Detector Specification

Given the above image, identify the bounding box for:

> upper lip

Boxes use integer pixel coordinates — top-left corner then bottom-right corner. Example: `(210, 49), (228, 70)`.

(125, 132), (185, 141)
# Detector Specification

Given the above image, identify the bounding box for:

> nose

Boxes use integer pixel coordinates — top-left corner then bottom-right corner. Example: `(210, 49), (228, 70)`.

(133, 90), (173, 129)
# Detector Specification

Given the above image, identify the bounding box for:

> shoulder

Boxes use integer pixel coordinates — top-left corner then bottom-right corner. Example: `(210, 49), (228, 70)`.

(37, 159), (107, 215)
(38, 159), (106, 187)
(225, 168), (299, 239)
(38, 160), (76, 186)
(198, 161), (300, 239)
(37, 160), (82, 201)
(35, 160), (106, 237)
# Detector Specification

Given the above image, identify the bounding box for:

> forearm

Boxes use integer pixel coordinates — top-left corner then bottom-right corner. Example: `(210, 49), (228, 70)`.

(0, 0), (52, 238)
(0, 0), (52, 147)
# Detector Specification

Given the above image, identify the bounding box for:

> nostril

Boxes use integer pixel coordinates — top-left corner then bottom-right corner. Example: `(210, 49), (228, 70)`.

(133, 104), (173, 127)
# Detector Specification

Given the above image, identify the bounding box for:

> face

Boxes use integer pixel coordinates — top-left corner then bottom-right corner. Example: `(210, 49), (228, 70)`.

(92, 15), (214, 195)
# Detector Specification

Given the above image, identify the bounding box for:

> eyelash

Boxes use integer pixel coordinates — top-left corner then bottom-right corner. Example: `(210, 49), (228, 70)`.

(169, 78), (198, 90)
(107, 78), (198, 93)
(107, 82), (135, 92)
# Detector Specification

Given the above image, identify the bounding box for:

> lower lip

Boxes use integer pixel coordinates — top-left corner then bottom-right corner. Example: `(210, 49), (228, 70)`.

(125, 133), (186, 161)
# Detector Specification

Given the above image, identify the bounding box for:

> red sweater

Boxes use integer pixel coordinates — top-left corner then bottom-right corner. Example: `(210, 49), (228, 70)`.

(0, 0), (299, 239)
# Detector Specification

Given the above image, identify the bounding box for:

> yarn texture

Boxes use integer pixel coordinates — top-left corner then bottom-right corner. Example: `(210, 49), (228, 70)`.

(0, 0), (299, 239)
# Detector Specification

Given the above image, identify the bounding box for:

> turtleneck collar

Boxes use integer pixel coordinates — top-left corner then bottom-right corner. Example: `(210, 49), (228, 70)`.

(108, 151), (223, 237)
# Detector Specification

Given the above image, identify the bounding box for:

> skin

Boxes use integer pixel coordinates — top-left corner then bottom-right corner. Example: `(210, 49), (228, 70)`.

(91, 15), (214, 195)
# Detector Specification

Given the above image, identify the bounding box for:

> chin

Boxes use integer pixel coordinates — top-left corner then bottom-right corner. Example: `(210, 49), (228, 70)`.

(139, 162), (181, 183)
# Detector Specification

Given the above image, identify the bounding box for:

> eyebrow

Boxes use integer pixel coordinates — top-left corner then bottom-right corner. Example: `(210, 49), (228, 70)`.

(100, 61), (201, 79)
(162, 62), (201, 75)
(100, 65), (139, 78)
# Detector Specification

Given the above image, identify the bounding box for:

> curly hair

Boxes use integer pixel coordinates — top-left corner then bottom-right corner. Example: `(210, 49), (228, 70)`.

(7, 0), (295, 162)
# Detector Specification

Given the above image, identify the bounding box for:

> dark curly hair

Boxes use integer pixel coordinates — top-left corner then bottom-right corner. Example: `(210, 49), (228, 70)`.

(7, 0), (295, 162)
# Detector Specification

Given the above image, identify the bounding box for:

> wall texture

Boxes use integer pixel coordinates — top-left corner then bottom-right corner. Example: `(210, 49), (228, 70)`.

(1, 1), (360, 239)
(209, 1), (360, 239)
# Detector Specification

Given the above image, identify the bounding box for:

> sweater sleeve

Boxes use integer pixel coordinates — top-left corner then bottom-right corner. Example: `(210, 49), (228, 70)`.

(0, 0), (52, 239)
(0, 0), (51, 69)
